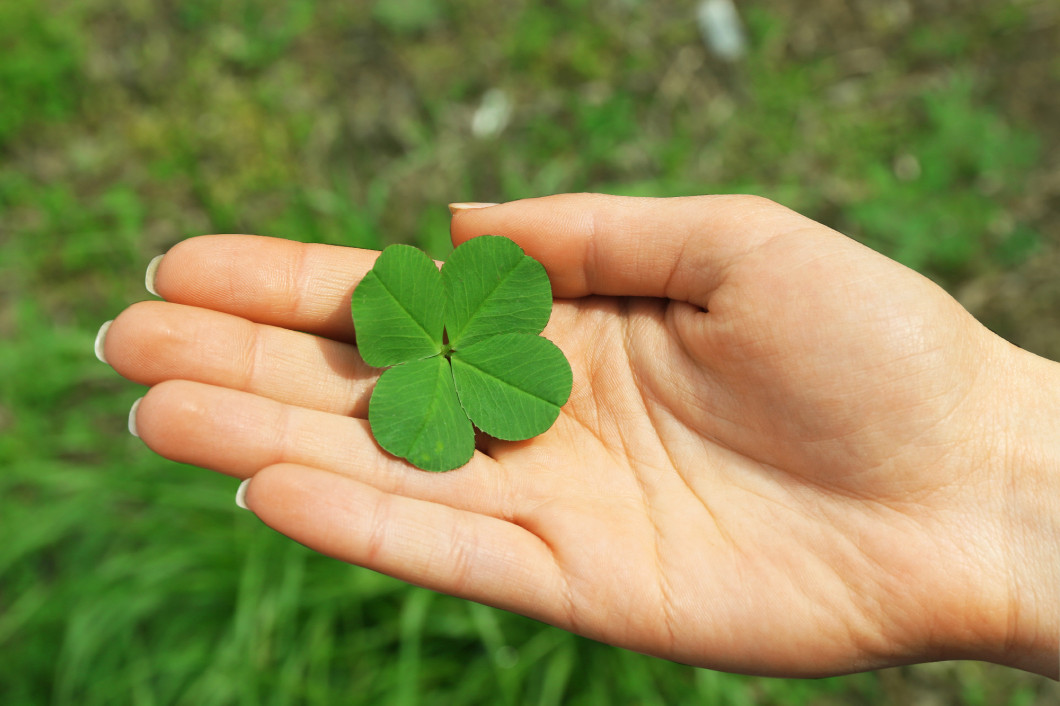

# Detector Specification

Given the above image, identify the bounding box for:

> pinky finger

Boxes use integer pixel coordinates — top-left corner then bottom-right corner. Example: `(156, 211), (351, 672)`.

(243, 463), (567, 623)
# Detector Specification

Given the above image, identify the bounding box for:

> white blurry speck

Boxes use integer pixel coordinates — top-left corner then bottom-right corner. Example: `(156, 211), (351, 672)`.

(471, 89), (512, 139)
(893, 153), (921, 182)
(495, 645), (519, 668)
(696, 0), (747, 62)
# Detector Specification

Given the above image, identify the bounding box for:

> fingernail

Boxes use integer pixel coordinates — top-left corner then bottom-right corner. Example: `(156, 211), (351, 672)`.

(128, 397), (142, 437)
(448, 202), (499, 215)
(145, 254), (164, 297)
(94, 320), (113, 364)
(235, 478), (252, 510)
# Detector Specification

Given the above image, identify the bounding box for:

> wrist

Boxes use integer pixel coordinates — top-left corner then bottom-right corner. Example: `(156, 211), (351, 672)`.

(992, 345), (1060, 677)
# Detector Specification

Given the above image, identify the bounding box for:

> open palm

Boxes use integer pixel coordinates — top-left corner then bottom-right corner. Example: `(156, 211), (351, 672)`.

(103, 194), (1030, 676)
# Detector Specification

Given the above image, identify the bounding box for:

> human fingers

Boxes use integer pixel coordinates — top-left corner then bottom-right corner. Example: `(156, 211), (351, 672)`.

(105, 300), (375, 416)
(449, 194), (834, 306)
(240, 463), (567, 622)
(134, 379), (524, 519)
(151, 234), (377, 341)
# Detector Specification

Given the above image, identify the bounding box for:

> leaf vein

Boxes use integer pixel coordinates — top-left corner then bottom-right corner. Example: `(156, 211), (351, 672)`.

(456, 353), (561, 409)
(405, 358), (447, 456)
(375, 272), (437, 348)
(449, 259), (527, 346)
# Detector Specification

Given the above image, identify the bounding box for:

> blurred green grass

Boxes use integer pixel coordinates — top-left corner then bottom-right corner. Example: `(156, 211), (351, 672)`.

(2, 0), (1058, 703)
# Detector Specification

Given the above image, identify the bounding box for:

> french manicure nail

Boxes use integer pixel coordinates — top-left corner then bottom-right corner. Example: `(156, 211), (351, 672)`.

(145, 254), (164, 297)
(128, 397), (142, 437)
(235, 478), (252, 511)
(94, 320), (113, 364)
(448, 202), (499, 215)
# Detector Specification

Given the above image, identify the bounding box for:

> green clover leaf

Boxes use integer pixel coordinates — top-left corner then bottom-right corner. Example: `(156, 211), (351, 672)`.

(352, 235), (573, 471)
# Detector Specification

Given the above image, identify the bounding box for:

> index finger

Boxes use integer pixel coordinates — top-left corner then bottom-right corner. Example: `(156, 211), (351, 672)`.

(449, 193), (829, 307)
(153, 235), (377, 341)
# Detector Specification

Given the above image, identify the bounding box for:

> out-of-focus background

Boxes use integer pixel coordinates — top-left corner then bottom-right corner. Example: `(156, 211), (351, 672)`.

(2, 0), (1058, 703)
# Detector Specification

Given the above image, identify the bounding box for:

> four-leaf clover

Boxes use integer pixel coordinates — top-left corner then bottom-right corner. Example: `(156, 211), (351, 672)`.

(351, 235), (573, 471)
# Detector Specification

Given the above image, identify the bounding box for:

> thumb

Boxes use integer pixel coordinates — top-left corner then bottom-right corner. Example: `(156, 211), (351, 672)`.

(448, 193), (823, 306)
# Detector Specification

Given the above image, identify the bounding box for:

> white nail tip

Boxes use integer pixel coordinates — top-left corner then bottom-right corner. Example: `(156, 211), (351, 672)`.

(94, 320), (113, 364)
(128, 397), (142, 437)
(235, 478), (252, 510)
(145, 254), (164, 297)
(448, 202), (499, 214)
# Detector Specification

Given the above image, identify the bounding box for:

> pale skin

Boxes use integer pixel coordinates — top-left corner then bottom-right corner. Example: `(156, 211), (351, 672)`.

(100, 194), (1060, 678)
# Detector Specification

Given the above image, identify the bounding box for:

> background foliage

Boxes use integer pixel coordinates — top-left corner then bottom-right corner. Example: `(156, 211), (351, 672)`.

(2, 0), (1058, 703)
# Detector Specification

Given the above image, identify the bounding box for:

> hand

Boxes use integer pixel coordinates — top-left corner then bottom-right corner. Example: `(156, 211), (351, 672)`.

(101, 194), (1060, 677)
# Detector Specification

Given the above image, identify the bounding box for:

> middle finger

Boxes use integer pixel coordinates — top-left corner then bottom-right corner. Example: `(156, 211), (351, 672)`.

(105, 300), (376, 417)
